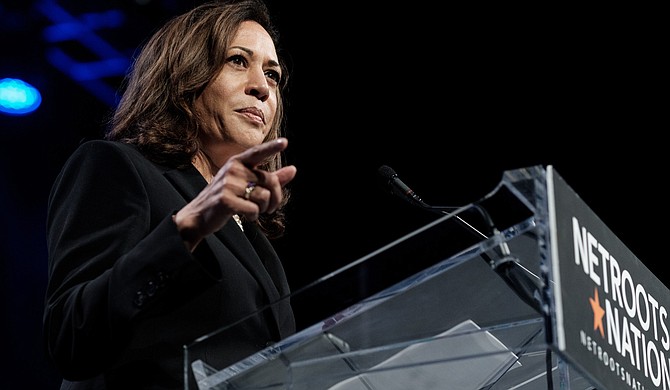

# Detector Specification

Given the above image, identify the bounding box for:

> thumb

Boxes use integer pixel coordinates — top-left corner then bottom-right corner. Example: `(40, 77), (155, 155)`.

(275, 165), (297, 187)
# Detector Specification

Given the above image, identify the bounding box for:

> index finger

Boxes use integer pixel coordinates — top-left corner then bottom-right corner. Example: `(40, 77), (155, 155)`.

(236, 138), (288, 168)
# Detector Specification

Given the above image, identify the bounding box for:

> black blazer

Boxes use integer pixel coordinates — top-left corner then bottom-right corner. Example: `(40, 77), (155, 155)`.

(44, 140), (296, 389)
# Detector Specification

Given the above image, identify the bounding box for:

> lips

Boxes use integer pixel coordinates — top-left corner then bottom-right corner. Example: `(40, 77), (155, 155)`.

(236, 107), (265, 124)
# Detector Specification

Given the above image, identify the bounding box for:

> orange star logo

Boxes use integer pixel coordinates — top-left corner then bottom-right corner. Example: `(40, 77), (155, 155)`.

(589, 287), (605, 338)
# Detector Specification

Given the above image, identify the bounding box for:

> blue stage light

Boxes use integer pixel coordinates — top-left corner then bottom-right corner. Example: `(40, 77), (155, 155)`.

(0, 78), (42, 116)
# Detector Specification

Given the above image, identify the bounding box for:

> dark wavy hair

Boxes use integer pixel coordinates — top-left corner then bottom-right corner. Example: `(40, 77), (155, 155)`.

(106, 0), (290, 238)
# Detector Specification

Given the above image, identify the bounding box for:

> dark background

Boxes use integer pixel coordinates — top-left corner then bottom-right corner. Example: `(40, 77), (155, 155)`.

(1, 1), (665, 388)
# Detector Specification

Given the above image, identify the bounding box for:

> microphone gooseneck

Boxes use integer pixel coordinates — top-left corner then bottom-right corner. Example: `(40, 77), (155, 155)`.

(376, 165), (544, 314)
(377, 165), (485, 239)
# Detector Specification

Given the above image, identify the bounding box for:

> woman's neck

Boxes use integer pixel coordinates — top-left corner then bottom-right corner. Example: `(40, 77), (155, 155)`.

(192, 150), (219, 183)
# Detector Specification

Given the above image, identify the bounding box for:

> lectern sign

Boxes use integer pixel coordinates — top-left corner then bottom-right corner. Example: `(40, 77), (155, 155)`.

(549, 167), (670, 389)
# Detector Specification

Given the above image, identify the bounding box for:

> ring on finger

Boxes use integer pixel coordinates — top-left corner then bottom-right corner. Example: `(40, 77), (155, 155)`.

(244, 182), (256, 200)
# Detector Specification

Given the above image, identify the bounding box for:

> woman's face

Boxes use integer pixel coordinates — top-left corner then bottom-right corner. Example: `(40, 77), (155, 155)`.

(196, 20), (281, 162)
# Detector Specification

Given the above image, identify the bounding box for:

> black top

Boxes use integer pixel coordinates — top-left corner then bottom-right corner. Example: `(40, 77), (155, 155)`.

(44, 140), (295, 389)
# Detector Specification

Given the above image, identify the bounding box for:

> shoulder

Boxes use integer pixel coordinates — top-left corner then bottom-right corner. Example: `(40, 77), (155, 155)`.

(73, 139), (141, 159)
(66, 139), (155, 171)
(53, 140), (155, 188)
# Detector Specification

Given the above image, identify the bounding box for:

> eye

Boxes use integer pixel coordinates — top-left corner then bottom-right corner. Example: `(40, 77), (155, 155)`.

(227, 54), (247, 67)
(265, 69), (281, 85)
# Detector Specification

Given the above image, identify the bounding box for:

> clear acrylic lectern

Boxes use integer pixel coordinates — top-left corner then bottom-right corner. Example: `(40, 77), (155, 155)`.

(182, 165), (638, 389)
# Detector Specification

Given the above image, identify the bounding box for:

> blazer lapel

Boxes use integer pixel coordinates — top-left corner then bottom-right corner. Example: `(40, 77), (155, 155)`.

(212, 222), (281, 303)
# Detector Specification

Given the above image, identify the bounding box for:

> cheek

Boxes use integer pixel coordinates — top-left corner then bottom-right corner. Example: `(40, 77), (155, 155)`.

(207, 85), (232, 108)
(196, 90), (221, 117)
(267, 94), (279, 124)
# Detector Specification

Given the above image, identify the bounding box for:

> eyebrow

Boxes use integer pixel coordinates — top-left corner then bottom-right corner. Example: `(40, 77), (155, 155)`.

(230, 46), (280, 68)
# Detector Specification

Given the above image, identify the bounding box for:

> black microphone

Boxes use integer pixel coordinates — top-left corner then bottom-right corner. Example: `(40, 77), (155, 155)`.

(377, 165), (544, 314)
(378, 165), (429, 208)
(378, 165), (461, 215)
(378, 165), (484, 238)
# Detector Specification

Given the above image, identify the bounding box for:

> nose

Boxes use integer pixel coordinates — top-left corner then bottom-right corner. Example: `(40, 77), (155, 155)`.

(246, 67), (270, 101)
